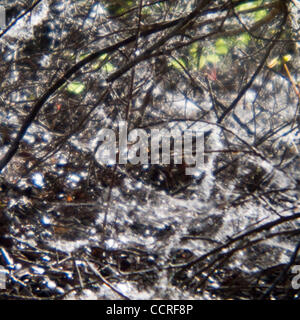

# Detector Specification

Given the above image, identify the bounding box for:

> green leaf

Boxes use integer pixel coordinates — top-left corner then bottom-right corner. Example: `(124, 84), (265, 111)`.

(169, 58), (187, 71)
(215, 38), (229, 55)
(206, 54), (220, 64)
(238, 33), (251, 46)
(235, 0), (262, 12)
(199, 55), (206, 69)
(94, 53), (115, 72)
(67, 82), (85, 95)
(235, 1), (267, 22)
(254, 9), (268, 21)
(79, 52), (90, 61)
(98, 53), (108, 61)
(189, 42), (202, 70)
(103, 62), (115, 73)
(189, 42), (199, 58)
(105, 0), (134, 16)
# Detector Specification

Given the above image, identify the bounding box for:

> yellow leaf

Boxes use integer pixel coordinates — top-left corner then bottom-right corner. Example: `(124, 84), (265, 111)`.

(267, 57), (279, 68)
